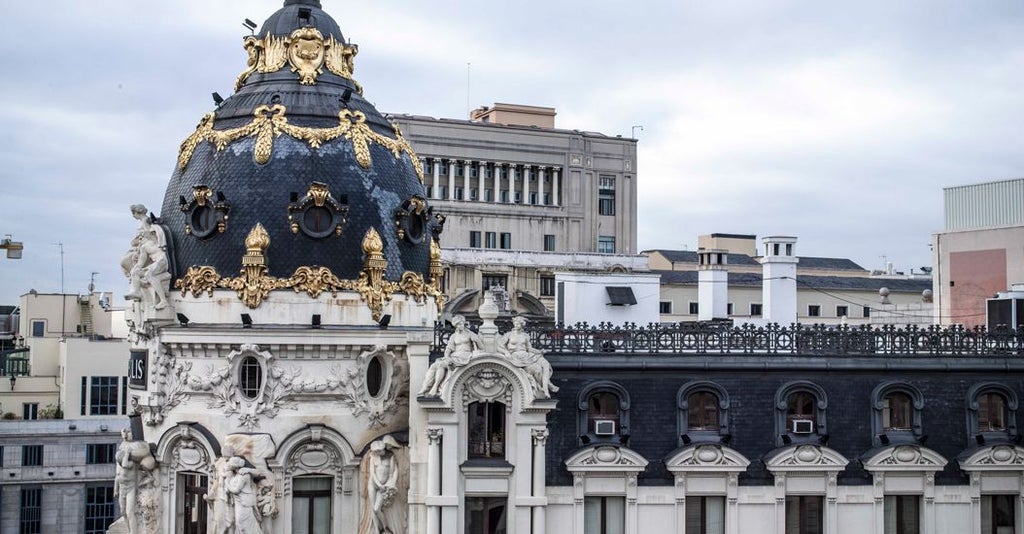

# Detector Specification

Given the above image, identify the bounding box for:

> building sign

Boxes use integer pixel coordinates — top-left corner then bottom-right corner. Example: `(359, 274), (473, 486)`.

(128, 350), (148, 389)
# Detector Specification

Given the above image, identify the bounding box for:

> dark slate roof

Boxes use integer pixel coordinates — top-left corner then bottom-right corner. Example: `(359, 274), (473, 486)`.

(653, 270), (930, 293)
(646, 250), (866, 271)
(159, 1), (436, 283)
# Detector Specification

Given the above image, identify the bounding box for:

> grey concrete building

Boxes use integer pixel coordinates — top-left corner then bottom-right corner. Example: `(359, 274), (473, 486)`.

(0, 417), (124, 534)
(390, 104), (641, 320)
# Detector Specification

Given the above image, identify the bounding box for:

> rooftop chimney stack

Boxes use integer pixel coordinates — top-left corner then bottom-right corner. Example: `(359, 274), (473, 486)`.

(759, 236), (799, 325)
(698, 249), (729, 321)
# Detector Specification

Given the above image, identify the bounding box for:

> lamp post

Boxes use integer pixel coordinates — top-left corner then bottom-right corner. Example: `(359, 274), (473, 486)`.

(9, 374), (16, 391)
(0, 235), (23, 259)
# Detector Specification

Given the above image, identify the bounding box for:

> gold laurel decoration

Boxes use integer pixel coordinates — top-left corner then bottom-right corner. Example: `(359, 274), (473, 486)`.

(176, 106), (424, 182)
(173, 225), (443, 318)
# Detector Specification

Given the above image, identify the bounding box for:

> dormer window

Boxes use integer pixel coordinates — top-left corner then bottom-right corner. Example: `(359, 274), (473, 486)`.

(979, 393), (1007, 431)
(967, 383), (1018, 442)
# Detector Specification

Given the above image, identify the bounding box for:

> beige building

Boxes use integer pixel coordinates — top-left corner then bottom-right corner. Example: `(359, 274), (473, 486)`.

(648, 234), (933, 325)
(932, 177), (1024, 327)
(2, 292), (129, 420)
(391, 103), (642, 320)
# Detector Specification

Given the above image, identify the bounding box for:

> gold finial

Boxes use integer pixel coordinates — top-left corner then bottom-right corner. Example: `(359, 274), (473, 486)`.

(245, 223), (271, 253)
(193, 185), (213, 207)
(308, 182), (330, 207)
(430, 238), (441, 261)
(362, 227), (383, 255)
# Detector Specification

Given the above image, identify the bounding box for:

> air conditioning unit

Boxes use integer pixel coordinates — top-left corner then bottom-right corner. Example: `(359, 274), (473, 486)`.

(594, 420), (617, 436)
(791, 420), (814, 434)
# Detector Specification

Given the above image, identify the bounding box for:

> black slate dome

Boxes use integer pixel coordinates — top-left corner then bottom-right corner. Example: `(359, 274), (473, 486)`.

(160, 0), (439, 290)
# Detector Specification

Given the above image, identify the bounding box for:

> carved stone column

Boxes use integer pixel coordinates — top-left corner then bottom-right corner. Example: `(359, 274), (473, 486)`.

(426, 428), (443, 534)
(493, 162), (501, 203)
(462, 160), (471, 201)
(523, 164), (531, 205)
(532, 429), (548, 534)
(552, 167), (560, 207)
(431, 157), (440, 199)
(509, 163), (517, 204)
(447, 159), (455, 200)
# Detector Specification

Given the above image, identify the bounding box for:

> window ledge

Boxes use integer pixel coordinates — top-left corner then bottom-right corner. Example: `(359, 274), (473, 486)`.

(460, 459), (514, 477)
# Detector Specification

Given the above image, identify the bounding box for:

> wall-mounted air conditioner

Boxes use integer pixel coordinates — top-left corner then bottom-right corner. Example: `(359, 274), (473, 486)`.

(594, 420), (617, 436)
(791, 420), (814, 434)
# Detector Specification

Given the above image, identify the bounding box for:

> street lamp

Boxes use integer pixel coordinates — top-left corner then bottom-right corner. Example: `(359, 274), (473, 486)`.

(9, 374), (16, 390)
(0, 235), (23, 259)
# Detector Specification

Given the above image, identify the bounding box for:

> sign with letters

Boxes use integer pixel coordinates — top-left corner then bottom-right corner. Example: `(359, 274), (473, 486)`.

(128, 350), (148, 389)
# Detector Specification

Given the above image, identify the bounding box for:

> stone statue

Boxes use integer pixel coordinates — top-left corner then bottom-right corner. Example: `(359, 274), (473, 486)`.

(418, 315), (480, 397)
(208, 444), (236, 534)
(226, 456), (263, 534)
(122, 204), (171, 310)
(113, 428), (159, 534)
(498, 316), (558, 397)
(367, 436), (400, 534)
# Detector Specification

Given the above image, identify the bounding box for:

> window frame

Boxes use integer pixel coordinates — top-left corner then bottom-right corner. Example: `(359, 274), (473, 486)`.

(677, 381), (730, 445)
(22, 444), (43, 467)
(499, 232), (511, 250)
(467, 401), (506, 459)
(84, 485), (117, 534)
(540, 276), (556, 297)
(89, 376), (119, 415)
(807, 304), (821, 318)
(871, 382), (924, 446)
(750, 303), (763, 317)
(577, 381), (631, 445)
(967, 382), (1019, 441)
(86, 443), (116, 465)
(774, 381), (828, 446)
(20, 487), (42, 534)
(543, 234), (556, 252)
(883, 494), (921, 534)
(469, 230), (481, 248)
(836, 305), (849, 318)
(659, 301), (673, 314)
(291, 475), (333, 534)
(688, 302), (699, 315)
(597, 236), (615, 254)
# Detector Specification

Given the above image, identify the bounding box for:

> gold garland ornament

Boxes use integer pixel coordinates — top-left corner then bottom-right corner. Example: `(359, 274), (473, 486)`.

(235, 27), (361, 91)
(174, 224), (444, 320)
(176, 105), (423, 182)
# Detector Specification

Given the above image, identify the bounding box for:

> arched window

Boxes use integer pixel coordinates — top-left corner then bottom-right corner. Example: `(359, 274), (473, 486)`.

(871, 382), (924, 446)
(677, 381), (730, 445)
(883, 392), (913, 431)
(578, 381), (630, 445)
(468, 401), (506, 459)
(774, 381), (828, 446)
(968, 383), (1019, 441)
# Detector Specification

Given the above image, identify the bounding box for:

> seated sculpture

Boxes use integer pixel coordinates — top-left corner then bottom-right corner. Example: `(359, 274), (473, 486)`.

(498, 316), (559, 398)
(418, 315), (480, 397)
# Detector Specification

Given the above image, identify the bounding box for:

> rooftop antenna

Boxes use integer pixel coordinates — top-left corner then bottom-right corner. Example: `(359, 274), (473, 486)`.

(631, 125), (644, 138)
(54, 242), (65, 338)
(243, 18), (258, 35)
(89, 272), (99, 294)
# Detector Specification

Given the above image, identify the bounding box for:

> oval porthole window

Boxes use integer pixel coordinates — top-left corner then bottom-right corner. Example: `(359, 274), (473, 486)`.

(366, 356), (384, 398)
(239, 356), (263, 400)
(190, 204), (217, 238)
(300, 205), (337, 239)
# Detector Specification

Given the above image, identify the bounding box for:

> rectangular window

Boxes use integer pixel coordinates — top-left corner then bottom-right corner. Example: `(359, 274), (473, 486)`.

(469, 231), (482, 248)
(438, 185), (448, 199)
(514, 191), (522, 204)
(470, 188), (478, 200)
(86, 443), (116, 464)
(485, 189), (493, 202)
(836, 305), (849, 318)
(884, 495), (920, 534)
(468, 402), (506, 459)
(81, 376), (88, 416)
(727, 303), (734, 315)
(90, 376), (119, 415)
(31, 320), (44, 337)
(440, 161), (449, 175)
(500, 190), (509, 203)
(482, 274), (508, 292)
(540, 276), (556, 297)
(807, 305), (821, 318)
(22, 403), (38, 420)
(0, 445), (4, 467)
(20, 487), (42, 534)
(500, 233), (511, 249)
(485, 232), (497, 249)
(454, 186), (464, 200)
(177, 473), (208, 534)
(455, 164), (463, 178)
(543, 192), (551, 205)
(22, 445), (43, 467)
(585, 496), (625, 534)
(660, 301), (673, 314)
(685, 495), (725, 534)
(598, 236), (615, 254)
(292, 476), (332, 534)
(470, 164), (478, 178)
(466, 497), (507, 534)
(543, 234), (556, 252)
(689, 302), (699, 315)
(863, 306), (871, 318)
(84, 485), (116, 534)
(529, 192), (538, 205)
(121, 376), (128, 415)
(982, 494), (1016, 534)
(785, 495), (823, 534)
(598, 175), (616, 216)
(751, 303), (763, 316)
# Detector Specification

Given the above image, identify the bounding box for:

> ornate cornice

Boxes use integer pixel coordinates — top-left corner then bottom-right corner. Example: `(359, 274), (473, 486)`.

(174, 225), (444, 319)
(176, 105), (423, 182)
(235, 28), (361, 91)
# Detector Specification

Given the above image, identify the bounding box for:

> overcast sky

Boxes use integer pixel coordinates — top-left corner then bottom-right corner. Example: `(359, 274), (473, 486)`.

(1, 0), (1022, 305)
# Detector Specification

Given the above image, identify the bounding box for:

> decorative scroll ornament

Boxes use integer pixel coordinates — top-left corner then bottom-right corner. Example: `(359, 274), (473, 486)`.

(175, 225), (444, 319)
(176, 105), (423, 183)
(179, 185), (231, 238)
(235, 29), (361, 91)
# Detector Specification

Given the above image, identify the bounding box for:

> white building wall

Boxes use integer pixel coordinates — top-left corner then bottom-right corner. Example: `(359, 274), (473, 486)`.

(555, 273), (660, 325)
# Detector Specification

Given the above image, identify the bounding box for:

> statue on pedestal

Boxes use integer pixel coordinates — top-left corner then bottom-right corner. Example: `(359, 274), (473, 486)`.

(122, 204), (171, 311)
(418, 315), (480, 397)
(113, 428), (160, 534)
(498, 316), (558, 398)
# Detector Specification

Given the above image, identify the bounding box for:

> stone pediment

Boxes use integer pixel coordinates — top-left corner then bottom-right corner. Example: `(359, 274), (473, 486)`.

(665, 444), (750, 473)
(959, 444), (1024, 471)
(862, 444), (947, 473)
(566, 445), (649, 475)
(764, 444), (848, 473)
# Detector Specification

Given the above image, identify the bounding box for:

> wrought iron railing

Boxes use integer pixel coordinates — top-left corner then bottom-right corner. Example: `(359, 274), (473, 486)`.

(431, 322), (1024, 357)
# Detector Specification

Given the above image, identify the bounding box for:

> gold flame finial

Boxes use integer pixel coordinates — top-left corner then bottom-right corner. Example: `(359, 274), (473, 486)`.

(362, 227), (383, 255)
(245, 223), (271, 252)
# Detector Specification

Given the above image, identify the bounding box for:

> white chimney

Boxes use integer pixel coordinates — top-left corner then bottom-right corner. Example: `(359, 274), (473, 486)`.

(697, 249), (729, 321)
(759, 236), (799, 324)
